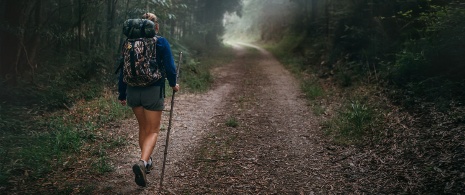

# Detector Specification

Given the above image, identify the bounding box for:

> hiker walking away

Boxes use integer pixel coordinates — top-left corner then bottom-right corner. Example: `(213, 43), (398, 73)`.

(118, 12), (180, 187)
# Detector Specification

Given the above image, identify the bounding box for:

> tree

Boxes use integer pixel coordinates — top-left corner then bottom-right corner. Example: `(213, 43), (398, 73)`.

(0, 0), (244, 87)
(0, 0), (45, 84)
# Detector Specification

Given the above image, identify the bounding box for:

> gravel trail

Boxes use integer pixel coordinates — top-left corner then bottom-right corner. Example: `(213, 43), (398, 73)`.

(96, 44), (344, 194)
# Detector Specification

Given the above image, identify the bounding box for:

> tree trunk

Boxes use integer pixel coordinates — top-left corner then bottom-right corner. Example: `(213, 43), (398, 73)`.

(0, 1), (25, 83)
(325, 0), (331, 50)
(106, 0), (112, 47)
(311, 0), (318, 22)
(0, 0), (6, 77)
(145, 0), (149, 13)
(78, 0), (83, 61)
(170, 19), (176, 40)
(26, 0), (43, 83)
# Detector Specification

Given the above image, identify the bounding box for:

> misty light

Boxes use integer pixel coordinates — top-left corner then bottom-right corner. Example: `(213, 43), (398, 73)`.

(222, 0), (296, 44)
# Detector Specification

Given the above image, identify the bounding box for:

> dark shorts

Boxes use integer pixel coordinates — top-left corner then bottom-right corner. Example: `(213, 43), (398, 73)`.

(127, 86), (164, 111)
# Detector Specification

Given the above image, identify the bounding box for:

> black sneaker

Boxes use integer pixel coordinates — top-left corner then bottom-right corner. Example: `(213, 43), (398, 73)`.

(132, 160), (147, 187)
(146, 157), (153, 174)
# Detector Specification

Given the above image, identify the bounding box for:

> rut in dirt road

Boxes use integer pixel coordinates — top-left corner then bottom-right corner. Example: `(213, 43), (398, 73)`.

(163, 44), (345, 194)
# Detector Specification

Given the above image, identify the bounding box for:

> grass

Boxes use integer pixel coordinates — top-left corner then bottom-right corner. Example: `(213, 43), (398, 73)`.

(267, 45), (326, 116)
(0, 42), (237, 193)
(265, 33), (383, 145)
(323, 100), (376, 145)
(91, 144), (114, 174)
(312, 104), (326, 116)
(0, 89), (132, 191)
(178, 43), (235, 93)
(180, 58), (214, 92)
(225, 117), (239, 128)
(265, 34), (327, 116)
(0, 40), (237, 192)
(301, 79), (325, 100)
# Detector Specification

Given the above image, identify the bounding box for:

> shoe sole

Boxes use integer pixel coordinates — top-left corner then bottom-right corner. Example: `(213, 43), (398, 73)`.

(132, 164), (147, 187)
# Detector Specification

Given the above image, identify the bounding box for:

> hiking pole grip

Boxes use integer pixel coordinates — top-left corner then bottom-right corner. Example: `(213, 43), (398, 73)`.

(160, 51), (182, 189)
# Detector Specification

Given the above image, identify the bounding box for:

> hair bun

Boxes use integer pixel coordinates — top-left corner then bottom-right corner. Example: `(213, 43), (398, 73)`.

(142, 13), (157, 23)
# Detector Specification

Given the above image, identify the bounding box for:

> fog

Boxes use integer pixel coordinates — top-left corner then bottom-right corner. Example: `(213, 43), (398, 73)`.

(222, 0), (298, 44)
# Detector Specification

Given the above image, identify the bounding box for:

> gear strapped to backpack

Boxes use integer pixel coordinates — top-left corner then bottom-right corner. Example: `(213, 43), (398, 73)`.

(118, 19), (164, 87)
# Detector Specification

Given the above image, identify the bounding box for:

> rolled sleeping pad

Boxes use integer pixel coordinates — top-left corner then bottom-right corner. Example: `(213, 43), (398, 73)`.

(123, 19), (156, 39)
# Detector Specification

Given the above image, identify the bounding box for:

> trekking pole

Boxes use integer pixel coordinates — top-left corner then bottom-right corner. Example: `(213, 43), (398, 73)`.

(160, 51), (182, 189)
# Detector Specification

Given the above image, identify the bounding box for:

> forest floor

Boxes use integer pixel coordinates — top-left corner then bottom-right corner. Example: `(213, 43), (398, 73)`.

(3, 41), (463, 195)
(85, 43), (464, 194)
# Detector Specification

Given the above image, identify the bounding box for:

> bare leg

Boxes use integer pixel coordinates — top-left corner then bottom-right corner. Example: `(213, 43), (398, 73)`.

(132, 106), (162, 162)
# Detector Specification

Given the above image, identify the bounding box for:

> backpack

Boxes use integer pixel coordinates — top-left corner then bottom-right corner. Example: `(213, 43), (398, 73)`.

(119, 19), (163, 87)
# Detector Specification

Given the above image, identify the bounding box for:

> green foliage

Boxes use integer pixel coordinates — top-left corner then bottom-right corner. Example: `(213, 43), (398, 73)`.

(53, 125), (82, 153)
(268, 31), (325, 71)
(225, 117), (239, 128)
(324, 100), (376, 144)
(91, 145), (114, 174)
(390, 5), (465, 102)
(0, 0), (238, 189)
(0, 47), (114, 112)
(0, 172), (7, 188)
(265, 0), (465, 105)
(335, 68), (354, 87)
(0, 94), (131, 189)
(181, 59), (213, 92)
(177, 43), (235, 92)
(275, 32), (307, 55)
(301, 79), (325, 100)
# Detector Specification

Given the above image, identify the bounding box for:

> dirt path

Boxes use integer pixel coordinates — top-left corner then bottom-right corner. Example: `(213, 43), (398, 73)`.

(95, 44), (346, 194)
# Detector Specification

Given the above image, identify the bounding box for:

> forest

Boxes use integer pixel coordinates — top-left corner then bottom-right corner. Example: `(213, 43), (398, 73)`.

(1, 0), (464, 193)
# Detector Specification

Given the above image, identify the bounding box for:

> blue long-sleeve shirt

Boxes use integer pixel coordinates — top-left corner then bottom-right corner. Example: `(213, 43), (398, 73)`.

(118, 37), (177, 100)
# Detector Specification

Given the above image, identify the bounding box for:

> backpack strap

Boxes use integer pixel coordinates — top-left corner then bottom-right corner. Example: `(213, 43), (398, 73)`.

(129, 41), (137, 76)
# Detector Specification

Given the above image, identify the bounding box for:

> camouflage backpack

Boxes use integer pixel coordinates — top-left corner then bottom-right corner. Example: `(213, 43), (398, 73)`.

(120, 19), (163, 86)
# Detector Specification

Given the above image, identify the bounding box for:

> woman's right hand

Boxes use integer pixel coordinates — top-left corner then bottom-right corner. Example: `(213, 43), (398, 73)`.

(119, 99), (127, 106)
(172, 84), (180, 92)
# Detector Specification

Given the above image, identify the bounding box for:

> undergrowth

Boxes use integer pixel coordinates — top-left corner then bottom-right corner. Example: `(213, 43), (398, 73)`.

(179, 38), (235, 92)
(322, 100), (377, 145)
(267, 32), (382, 145)
(0, 41), (236, 192)
(301, 79), (325, 101)
(0, 89), (132, 191)
(265, 4), (465, 191)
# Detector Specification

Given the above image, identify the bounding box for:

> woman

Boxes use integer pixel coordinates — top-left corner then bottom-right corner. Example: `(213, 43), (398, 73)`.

(118, 13), (180, 187)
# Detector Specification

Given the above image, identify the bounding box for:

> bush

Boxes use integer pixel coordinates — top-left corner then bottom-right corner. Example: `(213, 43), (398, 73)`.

(390, 6), (465, 102)
(180, 59), (213, 92)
